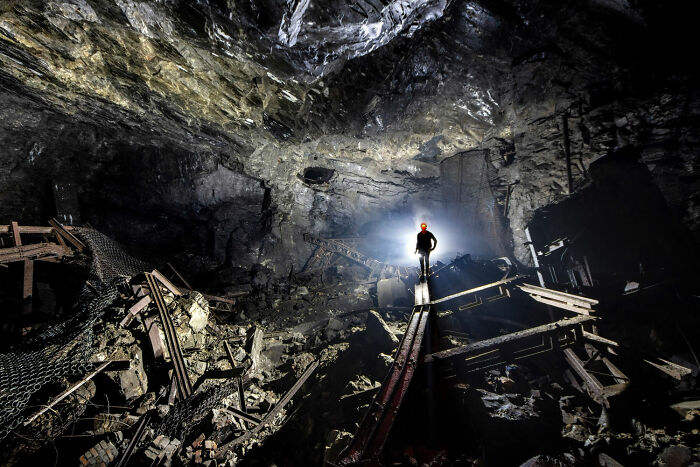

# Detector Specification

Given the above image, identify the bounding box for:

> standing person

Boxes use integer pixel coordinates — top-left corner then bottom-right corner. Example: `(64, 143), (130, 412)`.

(415, 223), (437, 279)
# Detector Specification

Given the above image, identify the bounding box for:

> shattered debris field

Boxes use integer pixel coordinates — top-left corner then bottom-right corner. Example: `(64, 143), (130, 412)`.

(0, 222), (697, 466)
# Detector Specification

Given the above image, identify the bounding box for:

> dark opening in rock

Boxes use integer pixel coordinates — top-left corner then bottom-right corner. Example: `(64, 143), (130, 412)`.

(302, 167), (334, 184)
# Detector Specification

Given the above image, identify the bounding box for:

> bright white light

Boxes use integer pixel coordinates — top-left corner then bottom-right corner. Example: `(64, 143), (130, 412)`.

(361, 208), (482, 267)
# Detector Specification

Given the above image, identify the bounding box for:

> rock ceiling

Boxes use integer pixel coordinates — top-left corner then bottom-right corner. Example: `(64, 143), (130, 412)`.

(1, 0), (698, 268)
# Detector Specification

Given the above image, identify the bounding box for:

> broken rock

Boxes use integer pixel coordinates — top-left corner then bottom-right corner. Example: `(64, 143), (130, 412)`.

(184, 292), (210, 333)
(364, 310), (399, 355)
(247, 326), (265, 371)
(656, 445), (692, 467)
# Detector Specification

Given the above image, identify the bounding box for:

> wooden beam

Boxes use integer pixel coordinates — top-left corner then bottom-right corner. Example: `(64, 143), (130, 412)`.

(0, 243), (72, 263)
(518, 283), (598, 307)
(528, 294), (591, 315)
(429, 275), (526, 305)
(144, 316), (164, 360)
(11, 222), (34, 315)
(48, 218), (85, 252)
(424, 315), (594, 363)
(563, 347), (608, 407)
(582, 331), (619, 347)
(22, 260), (34, 315)
(227, 406), (262, 425)
(151, 269), (182, 296)
(10, 222), (22, 246)
(0, 225), (74, 234)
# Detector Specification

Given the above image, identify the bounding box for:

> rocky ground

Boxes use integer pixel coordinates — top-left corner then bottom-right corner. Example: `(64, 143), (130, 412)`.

(1, 233), (697, 466)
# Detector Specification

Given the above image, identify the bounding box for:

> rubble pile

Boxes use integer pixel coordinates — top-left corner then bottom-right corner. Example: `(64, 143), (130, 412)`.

(1, 223), (699, 466)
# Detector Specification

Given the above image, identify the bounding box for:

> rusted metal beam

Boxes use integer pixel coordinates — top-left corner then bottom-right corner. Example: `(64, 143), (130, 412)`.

(214, 359), (319, 458)
(424, 315), (594, 363)
(338, 306), (430, 465)
(237, 377), (247, 414)
(364, 308), (430, 459)
(429, 275), (525, 305)
(24, 360), (113, 425)
(146, 273), (192, 399)
(115, 413), (150, 467)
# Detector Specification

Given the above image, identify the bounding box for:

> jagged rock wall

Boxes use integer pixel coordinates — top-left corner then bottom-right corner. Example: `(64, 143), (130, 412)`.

(1, 0), (698, 271)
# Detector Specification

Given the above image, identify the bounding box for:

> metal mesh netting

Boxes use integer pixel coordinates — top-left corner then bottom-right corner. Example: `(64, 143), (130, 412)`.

(157, 379), (238, 441)
(0, 228), (150, 440)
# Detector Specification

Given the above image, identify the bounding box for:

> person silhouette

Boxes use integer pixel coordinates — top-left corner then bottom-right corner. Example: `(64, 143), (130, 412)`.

(415, 223), (437, 279)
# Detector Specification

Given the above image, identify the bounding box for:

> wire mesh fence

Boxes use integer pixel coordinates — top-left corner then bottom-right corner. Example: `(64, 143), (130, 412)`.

(0, 228), (149, 440)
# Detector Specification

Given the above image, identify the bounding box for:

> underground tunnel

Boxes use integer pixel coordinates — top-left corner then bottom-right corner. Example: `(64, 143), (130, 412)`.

(1, 0), (699, 465)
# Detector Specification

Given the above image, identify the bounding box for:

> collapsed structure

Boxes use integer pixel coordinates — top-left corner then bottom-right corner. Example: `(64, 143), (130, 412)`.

(0, 217), (697, 466)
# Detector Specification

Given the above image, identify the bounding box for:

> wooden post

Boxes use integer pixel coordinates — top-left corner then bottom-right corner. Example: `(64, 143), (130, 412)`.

(11, 222), (33, 315)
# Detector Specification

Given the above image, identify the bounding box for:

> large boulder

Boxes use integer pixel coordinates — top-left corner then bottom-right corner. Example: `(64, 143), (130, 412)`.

(364, 310), (399, 355)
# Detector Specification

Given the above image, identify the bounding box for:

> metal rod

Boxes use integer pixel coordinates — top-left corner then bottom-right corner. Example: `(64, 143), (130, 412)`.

(24, 361), (112, 425)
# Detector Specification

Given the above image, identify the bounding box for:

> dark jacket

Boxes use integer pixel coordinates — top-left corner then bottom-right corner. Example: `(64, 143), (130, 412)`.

(416, 230), (436, 253)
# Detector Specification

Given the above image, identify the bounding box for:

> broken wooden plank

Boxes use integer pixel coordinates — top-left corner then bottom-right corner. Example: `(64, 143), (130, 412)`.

(424, 315), (594, 363)
(214, 360), (319, 458)
(528, 294), (592, 315)
(429, 275), (526, 305)
(563, 347), (608, 407)
(24, 360), (113, 425)
(151, 269), (182, 296)
(48, 218), (85, 252)
(120, 295), (152, 327)
(645, 358), (693, 380)
(518, 283), (598, 307)
(582, 331), (619, 347)
(168, 376), (178, 405)
(145, 316), (164, 360)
